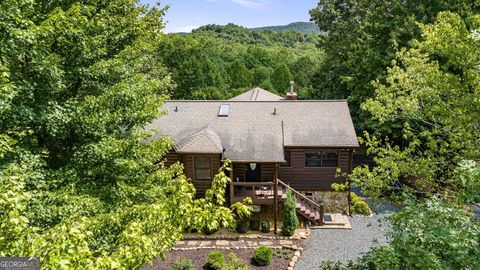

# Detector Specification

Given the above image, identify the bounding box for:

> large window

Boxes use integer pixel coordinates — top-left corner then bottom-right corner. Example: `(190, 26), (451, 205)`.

(305, 152), (322, 167)
(281, 150), (291, 167)
(194, 157), (211, 180)
(305, 151), (338, 167)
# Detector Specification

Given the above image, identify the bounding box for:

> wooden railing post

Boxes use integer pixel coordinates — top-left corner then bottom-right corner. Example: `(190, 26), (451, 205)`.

(319, 203), (324, 226)
(274, 164), (279, 235)
(230, 182), (234, 204)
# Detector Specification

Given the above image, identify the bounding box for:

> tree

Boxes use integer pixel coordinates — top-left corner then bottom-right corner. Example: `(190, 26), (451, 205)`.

(0, 1), (250, 268)
(320, 199), (480, 270)
(348, 12), (480, 204)
(271, 63), (293, 93)
(227, 59), (252, 89)
(310, 0), (480, 130)
(281, 187), (299, 236)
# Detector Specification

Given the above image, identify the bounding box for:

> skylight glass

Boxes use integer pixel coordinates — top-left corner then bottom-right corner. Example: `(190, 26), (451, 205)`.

(218, 104), (230, 117)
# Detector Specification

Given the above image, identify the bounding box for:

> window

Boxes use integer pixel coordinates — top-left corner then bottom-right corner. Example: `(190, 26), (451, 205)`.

(281, 150), (291, 167)
(305, 152), (322, 167)
(194, 157), (211, 180)
(322, 151), (338, 167)
(305, 151), (339, 167)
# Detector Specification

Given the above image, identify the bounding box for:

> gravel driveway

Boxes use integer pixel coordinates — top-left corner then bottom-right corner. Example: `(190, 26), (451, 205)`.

(295, 201), (397, 269)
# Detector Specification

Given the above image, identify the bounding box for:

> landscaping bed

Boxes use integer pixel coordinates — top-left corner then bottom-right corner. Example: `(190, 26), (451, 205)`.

(143, 248), (294, 270)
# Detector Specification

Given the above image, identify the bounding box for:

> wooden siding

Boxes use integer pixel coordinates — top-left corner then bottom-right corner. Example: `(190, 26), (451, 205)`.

(232, 162), (276, 182)
(278, 148), (353, 191)
(163, 150), (180, 167)
(182, 153), (222, 197)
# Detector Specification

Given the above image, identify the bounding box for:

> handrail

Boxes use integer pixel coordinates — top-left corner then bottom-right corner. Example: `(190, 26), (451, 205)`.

(230, 181), (274, 187)
(277, 179), (322, 209)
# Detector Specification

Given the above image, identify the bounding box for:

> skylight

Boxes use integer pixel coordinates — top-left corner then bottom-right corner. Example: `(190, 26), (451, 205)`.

(218, 104), (230, 117)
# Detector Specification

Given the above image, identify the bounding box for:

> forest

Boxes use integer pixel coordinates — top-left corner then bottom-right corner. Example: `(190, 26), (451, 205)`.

(0, 0), (479, 269)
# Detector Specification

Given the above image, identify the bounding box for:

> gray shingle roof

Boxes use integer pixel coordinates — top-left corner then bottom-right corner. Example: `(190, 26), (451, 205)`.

(146, 100), (359, 162)
(229, 87), (284, 101)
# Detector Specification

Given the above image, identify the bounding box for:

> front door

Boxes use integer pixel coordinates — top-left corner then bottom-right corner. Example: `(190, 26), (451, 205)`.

(245, 163), (261, 182)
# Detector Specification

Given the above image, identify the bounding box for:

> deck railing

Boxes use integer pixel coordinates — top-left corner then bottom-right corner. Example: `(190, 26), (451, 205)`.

(230, 181), (275, 205)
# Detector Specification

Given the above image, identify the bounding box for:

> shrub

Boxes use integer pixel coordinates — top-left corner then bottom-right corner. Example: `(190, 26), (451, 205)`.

(206, 251), (225, 270)
(350, 192), (370, 215)
(261, 220), (270, 233)
(253, 245), (273, 266)
(224, 253), (248, 270)
(172, 257), (195, 270)
(203, 226), (218, 235)
(282, 187), (299, 236)
(250, 219), (260, 231)
(236, 220), (249, 234)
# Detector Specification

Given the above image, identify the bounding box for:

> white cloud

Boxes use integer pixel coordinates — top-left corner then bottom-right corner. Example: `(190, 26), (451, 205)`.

(231, 0), (270, 10)
(167, 24), (200, 33)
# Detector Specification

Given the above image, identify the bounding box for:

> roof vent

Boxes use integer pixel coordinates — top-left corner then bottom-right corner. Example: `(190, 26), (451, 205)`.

(218, 104), (230, 117)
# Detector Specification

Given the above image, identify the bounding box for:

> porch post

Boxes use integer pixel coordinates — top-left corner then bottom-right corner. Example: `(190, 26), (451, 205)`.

(274, 163), (279, 235)
(229, 161), (234, 205)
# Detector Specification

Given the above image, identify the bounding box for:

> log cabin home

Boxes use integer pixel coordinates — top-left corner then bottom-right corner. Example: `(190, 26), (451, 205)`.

(146, 85), (359, 227)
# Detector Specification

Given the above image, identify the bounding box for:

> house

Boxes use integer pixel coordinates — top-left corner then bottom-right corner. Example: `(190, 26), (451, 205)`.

(146, 85), (359, 227)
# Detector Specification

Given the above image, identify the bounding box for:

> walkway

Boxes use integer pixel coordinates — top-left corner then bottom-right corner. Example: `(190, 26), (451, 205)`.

(174, 238), (303, 250)
(295, 201), (398, 269)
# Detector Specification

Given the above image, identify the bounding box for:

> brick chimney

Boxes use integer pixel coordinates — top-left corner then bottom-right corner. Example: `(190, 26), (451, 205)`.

(286, 81), (298, 100)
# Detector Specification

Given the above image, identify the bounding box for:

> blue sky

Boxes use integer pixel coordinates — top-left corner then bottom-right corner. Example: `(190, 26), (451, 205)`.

(140, 0), (318, 33)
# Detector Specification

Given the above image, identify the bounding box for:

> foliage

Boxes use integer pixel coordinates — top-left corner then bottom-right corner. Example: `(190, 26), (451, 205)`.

(253, 246), (273, 266)
(206, 251), (225, 270)
(310, 0), (480, 130)
(0, 1), (251, 268)
(193, 23), (320, 47)
(282, 187), (299, 236)
(235, 220), (249, 234)
(321, 199), (480, 270)
(350, 193), (370, 215)
(156, 33), (323, 100)
(172, 257), (195, 270)
(250, 219), (260, 231)
(261, 220), (270, 233)
(348, 12), (480, 206)
(223, 253), (249, 270)
(250, 22), (321, 34)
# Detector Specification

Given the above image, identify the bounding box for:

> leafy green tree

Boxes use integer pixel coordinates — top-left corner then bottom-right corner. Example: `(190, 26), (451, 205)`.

(0, 1), (250, 268)
(271, 63), (293, 93)
(281, 187), (299, 236)
(227, 59), (252, 89)
(349, 12), (480, 204)
(310, 0), (480, 130)
(320, 199), (480, 270)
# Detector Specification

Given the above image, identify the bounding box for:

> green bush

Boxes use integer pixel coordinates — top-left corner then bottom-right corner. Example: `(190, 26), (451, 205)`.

(250, 219), (260, 231)
(206, 251), (224, 270)
(350, 192), (370, 215)
(172, 257), (195, 270)
(224, 253), (248, 270)
(253, 245), (273, 266)
(261, 220), (270, 233)
(236, 220), (249, 234)
(282, 187), (299, 236)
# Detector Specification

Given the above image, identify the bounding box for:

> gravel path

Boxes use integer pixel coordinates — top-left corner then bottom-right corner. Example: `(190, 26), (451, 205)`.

(295, 201), (397, 269)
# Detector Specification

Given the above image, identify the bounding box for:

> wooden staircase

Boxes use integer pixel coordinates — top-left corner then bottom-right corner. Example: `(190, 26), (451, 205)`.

(277, 179), (324, 226)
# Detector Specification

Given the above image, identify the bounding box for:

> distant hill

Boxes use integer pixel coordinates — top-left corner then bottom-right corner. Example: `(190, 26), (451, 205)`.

(191, 23), (320, 47)
(249, 22), (321, 34)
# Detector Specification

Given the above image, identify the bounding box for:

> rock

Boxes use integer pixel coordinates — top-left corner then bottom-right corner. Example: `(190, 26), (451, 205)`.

(279, 240), (293, 245)
(289, 260), (295, 267)
(186, 241), (197, 246)
(287, 267), (293, 270)
(291, 245), (298, 250)
(291, 256), (298, 263)
(259, 241), (273, 246)
(295, 251), (301, 257)
(216, 240), (229, 246)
